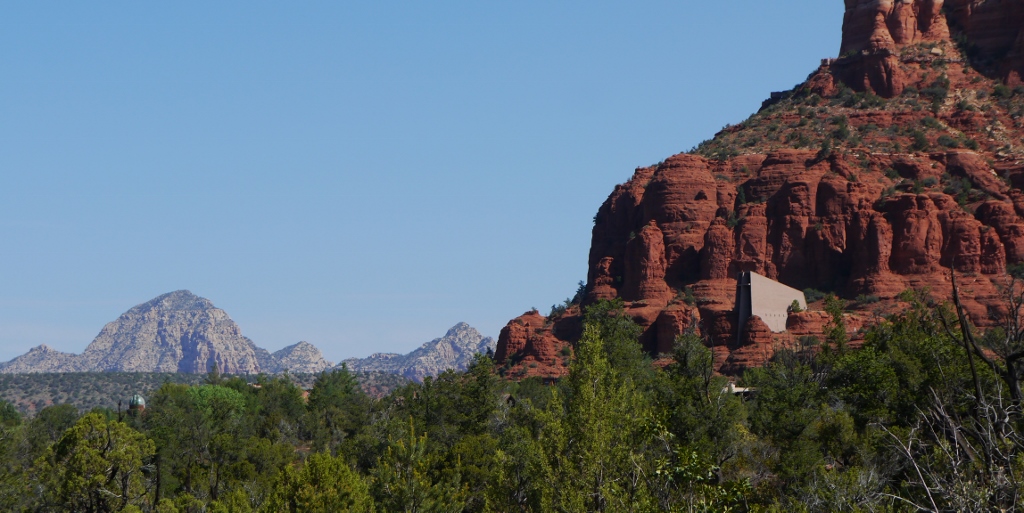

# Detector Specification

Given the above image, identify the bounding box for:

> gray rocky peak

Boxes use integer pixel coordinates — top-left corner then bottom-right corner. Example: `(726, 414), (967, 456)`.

(0, 344), (81, 373)
(141, 290), (214, 311)
(0, 290), (263, 374)
(258, 341), (333, 374)
(78, 290), (260, 374)
(342, 322), (496, 382)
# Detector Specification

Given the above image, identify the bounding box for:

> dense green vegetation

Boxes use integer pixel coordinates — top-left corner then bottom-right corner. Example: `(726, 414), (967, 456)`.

(0, 371), (408, 416)
(2, 293), (1024, 511)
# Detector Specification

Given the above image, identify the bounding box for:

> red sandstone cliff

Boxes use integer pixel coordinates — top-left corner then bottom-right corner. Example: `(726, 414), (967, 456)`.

(834, 0), (1024, 96)
(496, 0), (1024, 378)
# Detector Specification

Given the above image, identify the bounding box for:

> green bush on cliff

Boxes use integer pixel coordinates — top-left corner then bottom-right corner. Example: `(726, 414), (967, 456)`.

(937, 134), (960, 148)
(911, 130), (930, 151)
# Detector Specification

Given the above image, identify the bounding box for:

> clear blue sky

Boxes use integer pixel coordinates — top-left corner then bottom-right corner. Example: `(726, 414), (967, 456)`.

(0, 1), (844, 364)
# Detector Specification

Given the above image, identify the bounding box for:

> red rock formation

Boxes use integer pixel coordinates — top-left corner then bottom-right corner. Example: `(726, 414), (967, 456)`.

(495, 310), (572, 379)
(654, 303), (699, 355)
(499, 147), (1021, 377)
(719, 316), (774, 374)
(495, 1), (1024, 379)
(834, 0), (1024, 96)
(622, 221), (673, 304)
(834, 0), (949, 97)
(786, 311), (832, 337)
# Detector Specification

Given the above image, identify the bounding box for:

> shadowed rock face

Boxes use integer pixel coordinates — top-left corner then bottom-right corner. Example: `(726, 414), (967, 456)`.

(342, 323), (496, 382)
(495, 1), (1024, 378)
(1, 290), (266, 374)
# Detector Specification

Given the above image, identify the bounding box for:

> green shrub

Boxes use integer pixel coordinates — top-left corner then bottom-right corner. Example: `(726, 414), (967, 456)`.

(911, 130), (930, 151)
(937, 134), (960, 148)
(858, 92), (885, 109)
(0, 400), (20, 427)
(804, 288), (827, 303)
(943, 175), (972, 205)
(834, 124), (850, 141)
(816, 138), (833, 161)
(1009, 262), (1024, 279)
(921, 76), (950, 111)
(549, 301), (569, 318)
(680, 286), (697, 306)
(726, 211), (742, 228)
(572, 280), (586, 304)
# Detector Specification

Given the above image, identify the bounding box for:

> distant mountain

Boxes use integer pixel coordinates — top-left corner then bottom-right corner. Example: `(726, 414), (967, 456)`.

(0, 290), (328, 375)
(252, 341), (333, 374)
(0, 344), (80, 374)
(342, 322), (495, 382)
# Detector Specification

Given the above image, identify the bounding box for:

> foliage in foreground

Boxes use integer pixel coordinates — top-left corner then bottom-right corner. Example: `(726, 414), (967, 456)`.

(3, 288), (1024, 511)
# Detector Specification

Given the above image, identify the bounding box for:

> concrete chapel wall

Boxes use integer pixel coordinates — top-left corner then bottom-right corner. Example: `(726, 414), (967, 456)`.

(735, 271), (807, 340)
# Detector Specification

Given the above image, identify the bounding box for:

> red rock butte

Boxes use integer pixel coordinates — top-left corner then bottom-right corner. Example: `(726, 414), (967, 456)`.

(495, 0), (1024, 379)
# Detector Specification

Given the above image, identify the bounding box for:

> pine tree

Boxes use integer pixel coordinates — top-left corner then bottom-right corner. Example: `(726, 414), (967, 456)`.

(32, 413), (155, 512)
(262, 452), (374, 513)
(548, 325), (657, 512)
(371, 419), (466, 513)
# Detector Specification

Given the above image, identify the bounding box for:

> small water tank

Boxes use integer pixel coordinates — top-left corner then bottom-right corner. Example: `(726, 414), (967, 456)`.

(128, 394), (146, 412)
